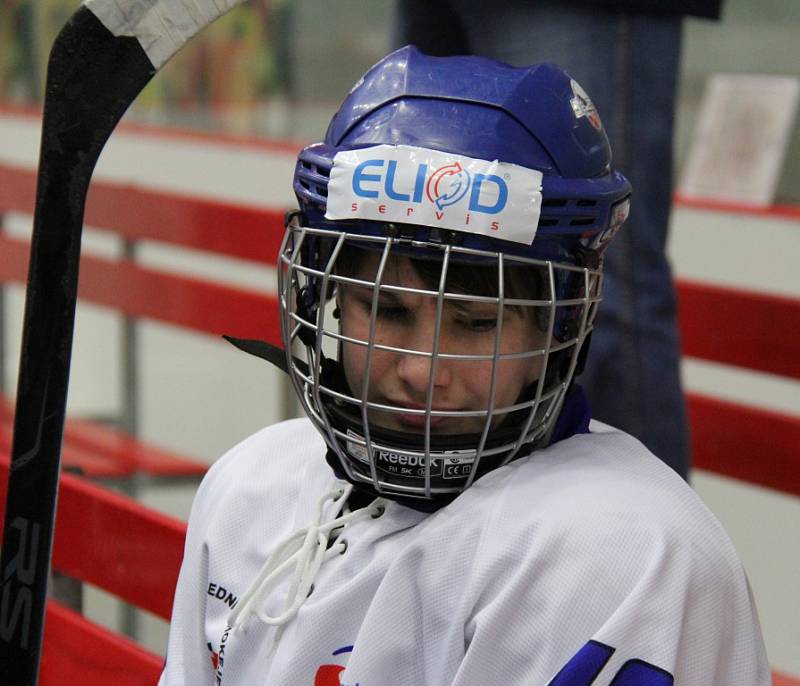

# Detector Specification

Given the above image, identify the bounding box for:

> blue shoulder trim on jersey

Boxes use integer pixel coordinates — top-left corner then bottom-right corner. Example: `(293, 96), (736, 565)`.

(548, 384), (591, 446)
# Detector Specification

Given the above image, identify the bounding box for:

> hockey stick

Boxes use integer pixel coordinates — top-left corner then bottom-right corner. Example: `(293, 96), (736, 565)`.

(0, 1), (245, 682)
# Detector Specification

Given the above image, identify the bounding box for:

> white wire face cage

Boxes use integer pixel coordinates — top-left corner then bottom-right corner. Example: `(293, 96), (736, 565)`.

(278, 217), (602, 502)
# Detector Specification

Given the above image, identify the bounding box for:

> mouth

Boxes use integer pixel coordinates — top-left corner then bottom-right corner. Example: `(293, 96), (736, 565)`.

(396, 412), (448, 429)
(380, 400), (464, 431)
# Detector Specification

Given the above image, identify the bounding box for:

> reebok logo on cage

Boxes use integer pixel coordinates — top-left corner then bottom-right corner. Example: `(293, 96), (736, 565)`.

(325, 144), (543, 245)
(346, 430), (476, 480)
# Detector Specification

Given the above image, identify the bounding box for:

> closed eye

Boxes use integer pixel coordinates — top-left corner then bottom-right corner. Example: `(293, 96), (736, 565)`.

(448, 302), (501, 333)
(376, 303), (409, 320)
(350, 292), (409, 321)
(457, 316), (498, 332)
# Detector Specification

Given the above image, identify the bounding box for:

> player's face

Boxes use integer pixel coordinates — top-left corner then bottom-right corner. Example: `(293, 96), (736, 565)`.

(338, 252), (547, 436)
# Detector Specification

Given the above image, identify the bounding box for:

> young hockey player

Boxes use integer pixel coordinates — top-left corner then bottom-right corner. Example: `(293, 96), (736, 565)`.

(159, 47), (769, 685)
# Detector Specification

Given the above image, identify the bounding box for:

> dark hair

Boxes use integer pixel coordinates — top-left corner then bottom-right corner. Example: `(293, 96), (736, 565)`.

(333, 243), (549, 330)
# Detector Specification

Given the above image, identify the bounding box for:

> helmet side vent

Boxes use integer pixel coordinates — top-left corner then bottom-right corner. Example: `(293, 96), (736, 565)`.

(542, 198), (568, 208)
(295, 149), (335, 208)
(300, 160), (331, 179)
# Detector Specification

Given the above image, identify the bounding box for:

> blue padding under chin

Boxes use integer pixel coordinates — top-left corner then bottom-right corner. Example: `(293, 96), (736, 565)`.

(548, 384), (592, 445)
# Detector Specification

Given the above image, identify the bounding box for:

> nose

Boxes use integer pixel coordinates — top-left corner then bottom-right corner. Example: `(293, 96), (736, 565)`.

(395, 317), (453, 395)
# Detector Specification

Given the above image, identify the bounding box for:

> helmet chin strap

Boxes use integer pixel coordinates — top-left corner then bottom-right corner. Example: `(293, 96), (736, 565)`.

(223, 335), (300, 374)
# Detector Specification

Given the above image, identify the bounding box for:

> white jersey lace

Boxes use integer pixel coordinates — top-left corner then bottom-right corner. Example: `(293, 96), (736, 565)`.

(228, 482), (387, 631)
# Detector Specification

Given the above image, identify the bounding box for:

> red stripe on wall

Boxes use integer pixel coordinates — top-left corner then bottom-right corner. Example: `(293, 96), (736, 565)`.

(688, 393), (800, 497)
(0, 233), (281, 344)
(678, 279), (800, 380)
(0, 163), (286, 263)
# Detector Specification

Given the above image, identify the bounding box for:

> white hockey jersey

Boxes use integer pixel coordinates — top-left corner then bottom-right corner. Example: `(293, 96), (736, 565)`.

(159, 417), (770, 686)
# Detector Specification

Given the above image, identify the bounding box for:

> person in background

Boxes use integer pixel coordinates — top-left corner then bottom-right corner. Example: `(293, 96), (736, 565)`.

(394, 0), (726, 479)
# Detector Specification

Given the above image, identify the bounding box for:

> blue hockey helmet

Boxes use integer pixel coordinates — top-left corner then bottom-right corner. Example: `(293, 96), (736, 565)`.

(279, 46), (631, 503)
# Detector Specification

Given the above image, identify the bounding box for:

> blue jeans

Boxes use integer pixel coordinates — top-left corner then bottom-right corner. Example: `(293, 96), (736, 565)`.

(394, 0), (689, 477)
